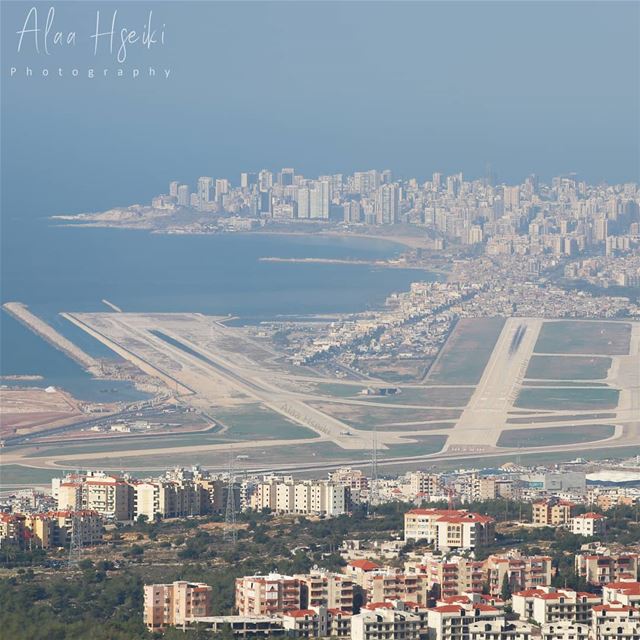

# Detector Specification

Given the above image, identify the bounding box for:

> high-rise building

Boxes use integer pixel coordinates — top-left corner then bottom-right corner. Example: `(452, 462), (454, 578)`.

(240, 172), (258, 190)
(504, 186), (521, 211)
(279, 168), (295, 186)
(197, 177), (213, 207)
(310, 180), (330, 219)
(258, 169), (273, 191)
(297, 187), (311, 219)
(177, 184), (191, 206)
(215, 178), (230, 203)
(375, 184), (399, 224)
(343, 200), (362, 223)
(169, 180), (180, 197)
(594, 218), (609, 242)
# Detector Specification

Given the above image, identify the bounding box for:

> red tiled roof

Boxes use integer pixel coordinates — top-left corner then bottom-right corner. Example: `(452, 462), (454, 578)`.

(348, 559), (380, 571)
(284, 610), (316, 618)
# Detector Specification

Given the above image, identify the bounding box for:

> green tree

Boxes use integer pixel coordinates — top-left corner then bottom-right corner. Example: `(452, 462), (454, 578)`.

(500, 573), (512, 602)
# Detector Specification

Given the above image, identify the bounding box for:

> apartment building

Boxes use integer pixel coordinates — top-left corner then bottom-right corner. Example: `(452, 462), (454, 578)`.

(591, 602), (640, 638)
(360, 569), (430, 606)
(143, 581), (212, 631)
(0, 513), (25, 546)
(404, 508), (495, 550)
(541, 621), (590, 640)
(571, 513), (607, 538)
(56, 473), (134, 521)
(485, 554), (553, 596)
(296, 568), (354, 611)
(595, 621), (640, 640)
(183, 615), (285, 637)
(343, 559), (382, 583)
(352, 604), (423, 640)
(472, 477), (514, 501)
(282, 606), (352, 638)
(427, 602), (503, 640)
(414, 555), (486, 599)
(235, 574), (301, 616)
(408, 471), (443, 499)
(133, 480), (204, 520)
(2, 510), (102, 549)
(603, 581), (640, 607)
(575, 550), (639, 586)
(329, 468), (369, 493)
(512, 588), (602, 625)
(23, 513), (55, 548)
(250, 478), (348, 517)
(532, 499), (574, 526)
(41, 510), (102, 547)
(469, 620), (535, 640)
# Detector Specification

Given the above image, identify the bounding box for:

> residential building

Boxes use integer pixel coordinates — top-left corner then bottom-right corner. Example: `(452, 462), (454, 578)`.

(296, 568), (354, 611)
(414, 555), (485, 599)
(571, 513), (607, 537)
(575, 550), (639, 586)
(56, 473), (134, 521)
(591, 602), (640, 639)
(512, 588), (601, 625)
(143, 581), (213, 631)
(0, 513), (26, 546)
(250, 478), (348, 517)
(404, 508), (495, 550)
(469, 620), (536, 640)
(485, 553), (553, 596)
(427, 601), (503, 640)
(603, 581), (640, 607)
(282, 606), (351, 638)
(352, 603), (422, 640)
(235, 574), (301, 617)
(408, 472), (442, 499)
(532, 499), (574, 526)
(541, 621), (590, 640)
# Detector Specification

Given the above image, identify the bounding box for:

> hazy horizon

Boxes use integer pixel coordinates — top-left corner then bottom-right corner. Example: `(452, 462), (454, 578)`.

(2, 1), (639, 219)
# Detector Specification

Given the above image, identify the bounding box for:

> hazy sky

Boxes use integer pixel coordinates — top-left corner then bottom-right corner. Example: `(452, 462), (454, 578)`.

(2, 1), (638, 216)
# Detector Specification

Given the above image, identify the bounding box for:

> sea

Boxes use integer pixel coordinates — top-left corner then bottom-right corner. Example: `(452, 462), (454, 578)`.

(1, 216), (435, 402)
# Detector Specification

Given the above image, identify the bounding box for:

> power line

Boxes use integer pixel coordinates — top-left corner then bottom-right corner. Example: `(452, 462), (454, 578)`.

(68, 484), (83, 568)
(369, 424), (379, 509)
(224, 451), (237, 544)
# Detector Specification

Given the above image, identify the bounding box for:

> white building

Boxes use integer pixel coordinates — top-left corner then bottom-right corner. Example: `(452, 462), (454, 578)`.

(571, 513), (607, 537)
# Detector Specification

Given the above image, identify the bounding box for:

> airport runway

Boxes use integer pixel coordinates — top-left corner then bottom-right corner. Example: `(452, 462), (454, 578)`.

(445, 317), (543, 451)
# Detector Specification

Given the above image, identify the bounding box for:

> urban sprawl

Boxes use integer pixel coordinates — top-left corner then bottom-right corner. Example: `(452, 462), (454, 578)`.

(2, 460), (640, 640)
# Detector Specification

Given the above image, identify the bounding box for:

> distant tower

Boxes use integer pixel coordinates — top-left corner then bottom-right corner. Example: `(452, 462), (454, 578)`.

(224, 453), (237, 544)
(68, 485), (83, 567)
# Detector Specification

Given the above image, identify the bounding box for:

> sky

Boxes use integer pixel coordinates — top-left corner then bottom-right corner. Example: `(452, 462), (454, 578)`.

(1, 1), (639, 217)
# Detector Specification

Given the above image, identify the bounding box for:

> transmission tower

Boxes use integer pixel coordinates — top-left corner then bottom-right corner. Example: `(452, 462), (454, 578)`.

(369, 424), (379, 509)
(224, 452), (237, 544)
(68, 484), (83, 567)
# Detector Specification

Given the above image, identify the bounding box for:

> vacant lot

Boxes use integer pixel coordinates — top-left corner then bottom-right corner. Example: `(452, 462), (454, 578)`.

(515, 387), (619, 411)
(497, 424), (615, 448)
(426, 317), (505, 385)
(213, 404), (318, 440)
(525, 355), (612, 380)
(381, 435), (448, 457)
(309, 401), (461, 429)
(357, 386), (473, 407)
(534, 321), (631, 355)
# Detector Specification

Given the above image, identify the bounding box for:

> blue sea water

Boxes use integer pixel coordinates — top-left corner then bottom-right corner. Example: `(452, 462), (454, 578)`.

(1, 217), (432, 401)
